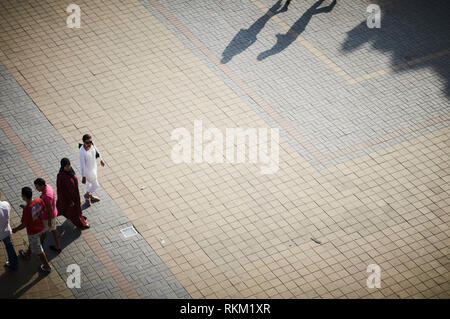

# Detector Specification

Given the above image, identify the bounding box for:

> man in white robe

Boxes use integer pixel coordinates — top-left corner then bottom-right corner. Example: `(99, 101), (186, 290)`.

(79, 134), (105, 205)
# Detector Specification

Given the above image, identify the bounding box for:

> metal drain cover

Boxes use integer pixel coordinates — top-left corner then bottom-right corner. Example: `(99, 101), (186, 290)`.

(120, 226), (138, 238)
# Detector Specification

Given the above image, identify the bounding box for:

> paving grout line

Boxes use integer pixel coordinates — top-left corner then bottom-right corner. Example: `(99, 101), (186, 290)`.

(0, 115), (140, 299)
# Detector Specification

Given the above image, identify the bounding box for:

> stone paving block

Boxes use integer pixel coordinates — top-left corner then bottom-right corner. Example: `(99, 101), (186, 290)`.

(0, 58), (189, 298)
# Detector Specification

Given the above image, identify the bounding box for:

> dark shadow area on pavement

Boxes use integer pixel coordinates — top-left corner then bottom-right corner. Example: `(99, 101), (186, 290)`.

(0, 255), (47, 298)
(258, 0), (336, 61)
(0, 219), (81, 298)
(341, 0), (450, 98)
(221, 0), (291, 63)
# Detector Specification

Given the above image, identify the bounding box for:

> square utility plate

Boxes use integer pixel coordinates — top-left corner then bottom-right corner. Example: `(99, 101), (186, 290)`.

(120, 226), (138, 238)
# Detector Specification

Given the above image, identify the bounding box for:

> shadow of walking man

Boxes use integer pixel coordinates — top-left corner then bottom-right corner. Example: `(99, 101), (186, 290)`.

(258, 0), (336, 61)
(221, 0), (291, 64)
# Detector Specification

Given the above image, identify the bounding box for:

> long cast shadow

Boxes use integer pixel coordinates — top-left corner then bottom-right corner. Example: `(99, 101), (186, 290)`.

(0, 257), (46, 298)
(258, 0), (336, 61)
(221, 0), (291, 63)
(0, 219), (80, 298)
(340, 0), (450, 98)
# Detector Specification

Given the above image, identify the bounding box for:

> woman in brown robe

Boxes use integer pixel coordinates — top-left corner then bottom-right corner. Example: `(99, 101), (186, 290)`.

(57, 158), (90, 230)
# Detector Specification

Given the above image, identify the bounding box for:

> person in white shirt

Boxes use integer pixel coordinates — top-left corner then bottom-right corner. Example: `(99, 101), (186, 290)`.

(0, 201), (19, 270)
(79, 134), (105, 206)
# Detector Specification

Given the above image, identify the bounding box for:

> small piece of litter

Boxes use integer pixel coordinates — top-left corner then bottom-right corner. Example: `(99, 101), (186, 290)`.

(311, 237), (321, 244)
(140, 186), (145, 190)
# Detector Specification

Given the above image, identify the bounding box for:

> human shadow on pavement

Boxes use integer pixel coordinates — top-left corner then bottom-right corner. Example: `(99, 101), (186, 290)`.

(340, 0), (450, 98)
(221, 0), (291, 63)
(0, 257), (49, 299)
(0, 219), (81, 298)
(42, 219), (81, 262)
(258, 0), (336, 61)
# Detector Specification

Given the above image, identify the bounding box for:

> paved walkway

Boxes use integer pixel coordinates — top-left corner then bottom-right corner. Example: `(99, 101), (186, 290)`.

(0, 191), (73, 299)
(0, 0), (448, 298)
(0, 59), (189, 298)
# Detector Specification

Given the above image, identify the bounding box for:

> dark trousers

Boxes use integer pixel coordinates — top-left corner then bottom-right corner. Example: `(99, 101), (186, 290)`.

(2, 235), (19, 269)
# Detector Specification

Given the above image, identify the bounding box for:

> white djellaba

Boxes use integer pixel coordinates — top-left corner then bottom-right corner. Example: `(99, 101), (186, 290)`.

(79, 143), (102, 196)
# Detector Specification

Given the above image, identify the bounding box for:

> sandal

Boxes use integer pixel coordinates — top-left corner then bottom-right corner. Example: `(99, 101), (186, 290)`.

(39, 264), (52, 274)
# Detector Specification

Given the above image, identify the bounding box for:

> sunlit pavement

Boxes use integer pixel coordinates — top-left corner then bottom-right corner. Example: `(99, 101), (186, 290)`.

(0, 0), (448, 298)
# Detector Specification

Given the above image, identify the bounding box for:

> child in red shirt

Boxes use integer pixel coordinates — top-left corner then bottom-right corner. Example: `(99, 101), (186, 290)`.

(12, 187), (52, 273)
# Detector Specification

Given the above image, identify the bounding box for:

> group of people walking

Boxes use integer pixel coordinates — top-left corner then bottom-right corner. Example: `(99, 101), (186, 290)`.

(0, 134), (104, 273)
